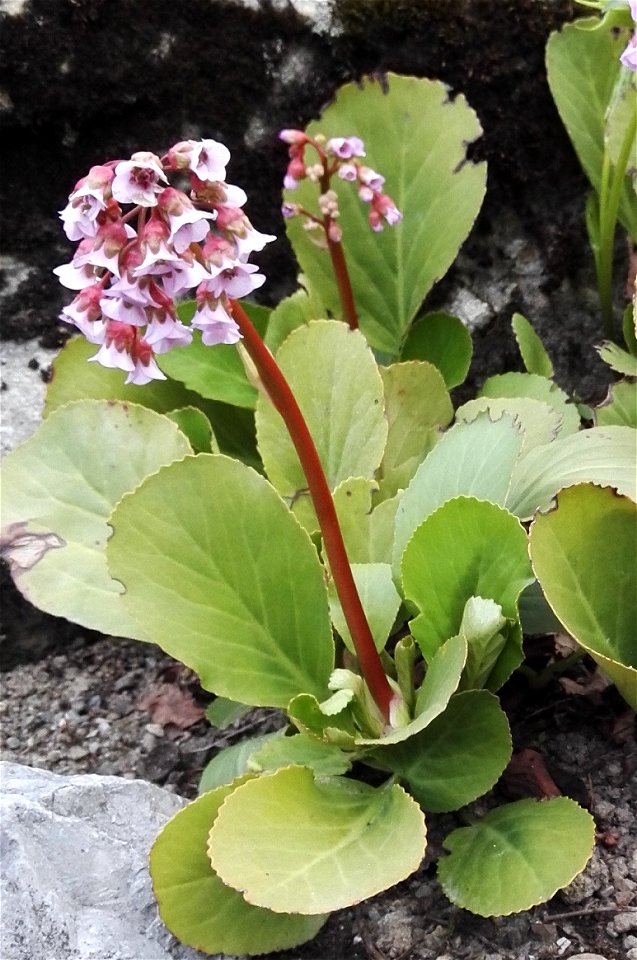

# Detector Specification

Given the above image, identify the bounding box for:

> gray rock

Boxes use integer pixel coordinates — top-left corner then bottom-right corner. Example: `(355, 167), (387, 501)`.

(0, 761), (208, 960)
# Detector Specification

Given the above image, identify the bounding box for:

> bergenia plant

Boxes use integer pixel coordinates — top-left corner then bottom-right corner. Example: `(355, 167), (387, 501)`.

(547, 0), (637, 345)
(1, 74), (636, 957)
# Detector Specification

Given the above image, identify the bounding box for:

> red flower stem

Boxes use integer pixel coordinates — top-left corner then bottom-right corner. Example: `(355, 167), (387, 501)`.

(230, 298), (394, 722)
(325, 229), (359, 331)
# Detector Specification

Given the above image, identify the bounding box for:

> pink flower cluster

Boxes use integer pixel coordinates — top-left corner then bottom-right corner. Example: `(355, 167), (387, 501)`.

(620, 0), (637, 71)
(55, 140), (274, 384)
(279, 130), (402, 236)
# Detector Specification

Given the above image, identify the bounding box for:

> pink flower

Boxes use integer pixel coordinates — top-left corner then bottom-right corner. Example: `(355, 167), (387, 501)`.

(358, 166), (385, 191)
(337, 163), (358, 182)
(59, 165), (114, 241)
(54, 239), (102, 290)
(327, 136), (366, 159)
(112, 152), (167, 206)
(75, 220), (131, 278)
(278, 129), (308, 145)
(61, 282), (107, 342)
(203, 261), (265, 299)
(144, 312), (193, 353)
(621, 1), (637, 70)
(168, 139), (231, 182)
(192, 287), (241, 345)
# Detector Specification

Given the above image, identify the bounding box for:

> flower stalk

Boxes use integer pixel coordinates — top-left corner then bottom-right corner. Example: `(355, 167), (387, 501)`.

(229, 298), (395, 722)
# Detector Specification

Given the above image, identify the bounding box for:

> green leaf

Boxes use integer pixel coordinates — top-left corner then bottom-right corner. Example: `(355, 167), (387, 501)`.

(456, 397), (563, 454)
(250, 732), (352, 777)
(107, 454), (334, 707)
(166, 406), (217, 453)
(159, 331), (257, 409)
(401, 497), (533, 690)
(264, 286), (325, 353)
(284, 74), (486, 355)
(506, 426), (637, 520)
(208, 766), (426, 914)
(44, 335), (260, 468)
(392, 413), (526, 576)
(333, 477), (399, 564)
(401, 311), (473, 388)
(377, 691), (512, 813)
(546, 14), (637, 238)
(378, 361), (453, 499)
(205, 697), (251, 729)
(256, 321), (387, 531)
(605, 68), (637, 184)
(511, 313), (554, 378)
(150, 777), (327, 955)
(530, 484), (637, 709)
(595, 380), (637, 428)
(479, 372), (580, 437)
(199, 732), (282, 794)
(518, 580), (563, 637)
(0, 400), (191, 639)
(328, 562), (402, 654)
(438, 796), (595, 916)
(596, 339), (637, 376)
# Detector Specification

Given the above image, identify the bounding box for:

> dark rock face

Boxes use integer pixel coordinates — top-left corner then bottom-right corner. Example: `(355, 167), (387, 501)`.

(1, 0), (584, 344)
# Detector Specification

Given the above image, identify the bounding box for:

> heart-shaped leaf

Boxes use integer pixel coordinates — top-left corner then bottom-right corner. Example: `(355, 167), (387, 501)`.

(284, 74), (486, 355)
(401, 497), (534, 690)
(438, 797), (595, 916)
(0, 400), (191, 638)
(150, 777), (327, 955)
(530, 484), (637, 709)
(107, 454), (334, 707)
(401, 311), (473, 388)
(208, 766), (426, 914)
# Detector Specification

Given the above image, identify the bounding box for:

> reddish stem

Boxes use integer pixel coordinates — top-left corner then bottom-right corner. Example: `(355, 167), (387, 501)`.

(230, 299), (394, 722)
(325, 230), (359, 331)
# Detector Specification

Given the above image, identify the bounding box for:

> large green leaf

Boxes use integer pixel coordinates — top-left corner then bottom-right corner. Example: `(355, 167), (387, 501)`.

(546, 13), (637, 238)
(529, 484), (637, 708)
(45, 335), (260, 469)
(151, 777), (327, 955)
(506, 426), (637, 520)
(401, 311), (473, 389)
(456, 397), (563, 455)
(208, 766), (426, 914)
(264, 285), (326, 354)
(401, 497), (534, 690)
(107, 454), (334, 707)
(284, 74), (486, 355)
(438, 797), (595, 916)
(0, 400), (190, 638)
(250, 732), (352, 777)
(256, 321), (387, 530)
(376, 691), (512, 813)
(392, 413), (526, 575)
(378, 361), (452, 499)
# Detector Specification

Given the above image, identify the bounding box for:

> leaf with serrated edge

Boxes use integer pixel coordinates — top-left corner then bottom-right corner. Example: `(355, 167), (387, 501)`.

(456, 397), (562, 455)
(595, 380), (637, 428)
(250, 733), (352, 777)
(377, 691), (512, 812)
(256, 321), (387, 531)
(530, 484), (637, 709)
(0, 400), (191, 638)
(393, 413), (526, 577)
(150, 776), (327, 955)
(107, 454), (334, 707)
(284, 74), (486, 356)
(208, 766), (426, 915)
(438, 797), (595, 916)
(511, 313), (554, 378)
(506, 426), (637, 520)
(596, 340), (637, 377)
(401, 497), (533, 690)
(198, 732), (282, 794)
(480, 372), (580, 437)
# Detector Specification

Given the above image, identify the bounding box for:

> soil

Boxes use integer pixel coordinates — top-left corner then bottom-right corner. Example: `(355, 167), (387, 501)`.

(1, 2), (636, 959)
